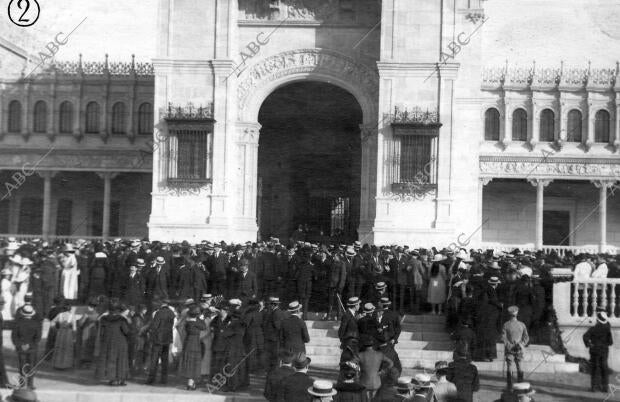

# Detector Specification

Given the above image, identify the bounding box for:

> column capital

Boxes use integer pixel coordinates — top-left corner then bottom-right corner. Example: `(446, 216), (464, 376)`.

(36, 170), (58, 179)
(592, 179), (618, 189)
(96, 172), (119, 180)
(527, 178), (552, 188)
(479, 177), (493, 186)
(235, 121), (261, 145)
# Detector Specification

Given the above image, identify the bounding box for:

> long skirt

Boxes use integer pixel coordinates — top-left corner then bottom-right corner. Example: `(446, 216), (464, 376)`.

(178, 334), (203, 380)
(52, 326), (74, 369)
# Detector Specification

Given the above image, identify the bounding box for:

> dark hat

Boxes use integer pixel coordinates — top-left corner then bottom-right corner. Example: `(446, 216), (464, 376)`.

(293, 352), (311, 369)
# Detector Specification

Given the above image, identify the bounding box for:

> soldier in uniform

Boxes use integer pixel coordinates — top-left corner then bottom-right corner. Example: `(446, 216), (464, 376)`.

(263, 296), (286, 372)
(583, 308), (613, 393)
(502, 305), (529, 390)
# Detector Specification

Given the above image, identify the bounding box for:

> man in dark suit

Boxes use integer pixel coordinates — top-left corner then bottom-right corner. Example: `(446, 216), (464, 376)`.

(209, 244), (229, 297)
(279, 301), (310, 355)
(236, 259), (258, 303)
(144, 256), (169, 311)
(378, 297), (401, 344)
(295, 249), (314, 320)
(146, 298), (175, 385)
(11, 304), (42, 389)
(263, 296), (287, 372)
(338, 296), (360, 352)
(264, 350), (295, 401)
(126, 259), (146, 307)
(277, 353), (313, 402)
(259, 244), (279, 299)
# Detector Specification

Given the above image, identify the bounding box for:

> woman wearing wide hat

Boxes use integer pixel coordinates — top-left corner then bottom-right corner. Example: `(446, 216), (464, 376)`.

(95, 301), (130, 386)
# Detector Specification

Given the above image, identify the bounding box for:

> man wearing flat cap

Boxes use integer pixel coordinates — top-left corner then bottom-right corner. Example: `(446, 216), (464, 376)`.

(502, 305), (529, 390)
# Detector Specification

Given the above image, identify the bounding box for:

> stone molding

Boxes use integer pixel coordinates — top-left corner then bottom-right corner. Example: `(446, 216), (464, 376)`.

(236, 122), (261, 144)
(0, 149), (152, 172)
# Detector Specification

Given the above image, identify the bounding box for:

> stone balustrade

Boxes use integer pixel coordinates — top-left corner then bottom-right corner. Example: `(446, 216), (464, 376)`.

(554, 278), (620, 326)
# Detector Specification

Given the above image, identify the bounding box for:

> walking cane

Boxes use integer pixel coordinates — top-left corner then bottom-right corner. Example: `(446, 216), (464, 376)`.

(336, 293), (346, 316)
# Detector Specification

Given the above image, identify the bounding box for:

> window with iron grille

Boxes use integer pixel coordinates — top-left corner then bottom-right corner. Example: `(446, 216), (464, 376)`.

(167, 126), (214, 181)
(33, 101), (47, 133)
(387, 124), (439, 191)
(59, 101), (73, 133)
(539, 109), (555, 142)
(8, 101), (22, 133)
(484, 108), (500, 141)
(111, 102), (127, 134)
(512, 108), (528, 141)
(138, 102), (153, 134)
(85, 102), (100, 133)
(567, 109), (582, 142)
(595, 109), (610, 143)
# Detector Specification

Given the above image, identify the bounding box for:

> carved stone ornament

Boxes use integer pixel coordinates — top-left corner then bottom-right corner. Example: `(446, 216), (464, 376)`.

(384, 182), (437, 202)
(237, 124), (261, 144)
(159, 179), (212, 197)
(237, 49), (378, 111)
(479, 157), (620, 180)
(0, 149), (153, 172)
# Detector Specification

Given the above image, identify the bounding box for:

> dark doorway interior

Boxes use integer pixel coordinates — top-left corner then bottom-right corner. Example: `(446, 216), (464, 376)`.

(257, 81), (363, 244)
(543, 210), (570, 245)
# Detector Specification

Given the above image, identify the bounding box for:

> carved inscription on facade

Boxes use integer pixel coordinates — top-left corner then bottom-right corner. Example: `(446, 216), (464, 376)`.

(238, 0), (379, 25)
(237, 49), (378, 110)
(479, 159), (620, 179)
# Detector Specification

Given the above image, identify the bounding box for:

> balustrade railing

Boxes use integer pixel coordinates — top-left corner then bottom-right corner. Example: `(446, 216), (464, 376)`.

(554, 278), (620, 326)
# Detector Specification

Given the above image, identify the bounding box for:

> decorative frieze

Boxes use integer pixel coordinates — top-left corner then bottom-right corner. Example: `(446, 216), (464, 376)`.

(482, 63), (618, 91)
(0, 149), (153, 172)
(479, 156), (620, 180)
(389, 106), (439, 126)
(162, 102), (214, 122)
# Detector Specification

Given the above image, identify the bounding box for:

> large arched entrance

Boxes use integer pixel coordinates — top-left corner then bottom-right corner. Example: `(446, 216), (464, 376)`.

(257, 81), (363, 243)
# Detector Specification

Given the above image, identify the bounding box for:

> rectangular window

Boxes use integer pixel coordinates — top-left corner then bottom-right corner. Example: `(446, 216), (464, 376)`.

(167, 126), (214, 181)
(18, 197), (43, 234)
(55, 199), (73, 235)
(0, 200), (9, 233)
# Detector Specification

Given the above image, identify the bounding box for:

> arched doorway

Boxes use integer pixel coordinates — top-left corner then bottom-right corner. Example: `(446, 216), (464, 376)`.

(257, 81), (363, 243)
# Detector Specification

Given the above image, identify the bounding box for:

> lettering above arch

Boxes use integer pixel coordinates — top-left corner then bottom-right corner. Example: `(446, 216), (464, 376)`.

(236, 48), (379, 122)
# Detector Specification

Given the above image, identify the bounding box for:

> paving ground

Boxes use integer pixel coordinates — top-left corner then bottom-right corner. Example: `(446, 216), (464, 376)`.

(0, 348), (617, 402)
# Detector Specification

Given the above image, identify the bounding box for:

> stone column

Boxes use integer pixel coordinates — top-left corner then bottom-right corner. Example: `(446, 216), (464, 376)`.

(528, 178), (552, 249)
(359, 123), (377, 238)
(592, 180), (616, 252)
(234, 122), (261, 236)
(530, 101), (540, 149)
(502, 106), (512, 148)
(97, 172), (118, 239)
(586, 101), (595, 150)
(37, 171), (57, 240)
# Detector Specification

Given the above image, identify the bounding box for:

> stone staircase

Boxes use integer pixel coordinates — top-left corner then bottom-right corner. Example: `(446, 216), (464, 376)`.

(305, 314), (580, 373)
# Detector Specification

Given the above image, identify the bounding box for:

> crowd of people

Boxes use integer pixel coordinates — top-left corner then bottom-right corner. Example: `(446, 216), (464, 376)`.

(0, 235), (616, 401)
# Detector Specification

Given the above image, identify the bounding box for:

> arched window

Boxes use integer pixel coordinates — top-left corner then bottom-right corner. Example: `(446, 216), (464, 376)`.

(512, 108), (528, 141)
(111, 102), (127, 134)
(595, 109), (610, 143)
(567, 109), (582, 142)
(59, 101), (73, 133)
(85, 102), (100, 133)
(33, 101), (47, 133)
(138, 102), (153, 134)
(8, 100), (22, 133)
(484, 108), (500, 141)
(539, 109), (555, 142)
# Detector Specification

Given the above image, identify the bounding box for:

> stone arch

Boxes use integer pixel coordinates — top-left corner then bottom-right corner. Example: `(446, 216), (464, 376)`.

(236, 48), (379, 124)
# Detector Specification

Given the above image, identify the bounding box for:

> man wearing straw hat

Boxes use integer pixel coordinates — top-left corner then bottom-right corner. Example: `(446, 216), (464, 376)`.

(280, 301), (310, 355)
(583, 307), (613, 393)
(307, 379), (338, 402)
(263, 296), (286, 372)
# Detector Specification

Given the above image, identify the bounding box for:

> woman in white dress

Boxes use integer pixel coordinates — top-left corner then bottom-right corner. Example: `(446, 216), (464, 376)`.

(427, 254), (448, 315)
(60, 244), (80, 300)
(0, 269), (13, 320)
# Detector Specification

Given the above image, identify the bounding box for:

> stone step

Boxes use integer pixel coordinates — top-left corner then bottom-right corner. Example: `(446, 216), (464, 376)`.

(307, 328), (452, 341)
(310, 356), (578, 373)
(306, 345), (566, 363)
(306, 320), (447, 333)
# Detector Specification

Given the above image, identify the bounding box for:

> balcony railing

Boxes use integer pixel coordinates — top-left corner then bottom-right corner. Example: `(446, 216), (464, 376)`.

(554, 278), (620, 327)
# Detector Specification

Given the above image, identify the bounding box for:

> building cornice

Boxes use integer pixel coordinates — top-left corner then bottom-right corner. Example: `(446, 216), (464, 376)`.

(377, 62), (459, 78)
